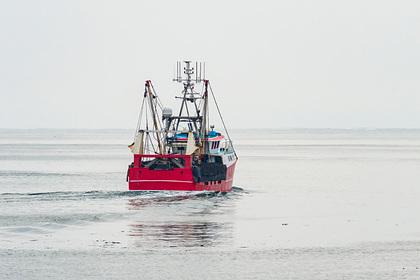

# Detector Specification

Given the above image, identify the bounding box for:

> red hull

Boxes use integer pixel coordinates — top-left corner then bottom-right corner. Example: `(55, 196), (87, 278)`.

(128, 154), (236, 192)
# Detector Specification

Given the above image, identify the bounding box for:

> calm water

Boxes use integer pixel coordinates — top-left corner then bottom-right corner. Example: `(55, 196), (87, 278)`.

(1, 129), (420, 279)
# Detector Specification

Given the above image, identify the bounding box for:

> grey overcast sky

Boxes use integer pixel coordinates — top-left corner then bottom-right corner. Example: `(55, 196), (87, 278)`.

(0, 0), (419, 129)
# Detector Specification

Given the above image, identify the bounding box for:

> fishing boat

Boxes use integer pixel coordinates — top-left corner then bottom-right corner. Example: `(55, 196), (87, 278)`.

(126, 61), (238, 192)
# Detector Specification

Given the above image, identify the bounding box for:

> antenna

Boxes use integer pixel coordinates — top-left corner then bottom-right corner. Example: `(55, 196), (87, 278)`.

(178, 61), (182, 82)
(174, 62), (177, 82)
(172, 61), (206, 84)
(173, 61), (183, 82)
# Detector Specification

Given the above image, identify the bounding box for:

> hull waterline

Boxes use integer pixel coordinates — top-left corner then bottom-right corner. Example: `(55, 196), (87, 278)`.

(128, 154), (236, 192)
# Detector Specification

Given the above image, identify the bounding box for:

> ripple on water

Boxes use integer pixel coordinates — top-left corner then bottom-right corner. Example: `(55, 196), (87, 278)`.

(0, 186), (245, 203)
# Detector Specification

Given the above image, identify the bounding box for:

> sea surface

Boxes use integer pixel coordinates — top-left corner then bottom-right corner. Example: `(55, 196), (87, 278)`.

(1, 129), (420, 279)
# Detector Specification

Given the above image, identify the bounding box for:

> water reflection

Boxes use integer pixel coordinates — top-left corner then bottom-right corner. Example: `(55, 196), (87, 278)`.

(129, 221), (230, 247)
(126, 192), (239, 248)
(127, 194), (193, 209)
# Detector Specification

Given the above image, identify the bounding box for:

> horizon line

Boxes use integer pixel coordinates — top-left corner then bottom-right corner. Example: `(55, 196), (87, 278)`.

(1, 127), (420, 131)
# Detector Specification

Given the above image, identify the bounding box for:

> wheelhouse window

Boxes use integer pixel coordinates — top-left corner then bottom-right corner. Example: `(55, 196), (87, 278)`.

(211, 141), (220, 149)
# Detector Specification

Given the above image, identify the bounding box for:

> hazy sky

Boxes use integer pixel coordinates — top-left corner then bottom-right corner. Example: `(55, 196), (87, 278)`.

(1, 0), (419, 129)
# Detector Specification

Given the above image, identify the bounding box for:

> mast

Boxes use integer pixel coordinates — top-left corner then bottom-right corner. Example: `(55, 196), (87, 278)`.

(172, 61), (206, 135)
(200, 80), (209, 155)
(145, 80), (164, 154)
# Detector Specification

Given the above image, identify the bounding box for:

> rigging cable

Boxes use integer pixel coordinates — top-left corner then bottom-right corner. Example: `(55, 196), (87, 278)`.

(134, 88), (147, 138)
(150, 81), (164, 110)
(149, 83), (164, 153)
(208, 82), (238, 158)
